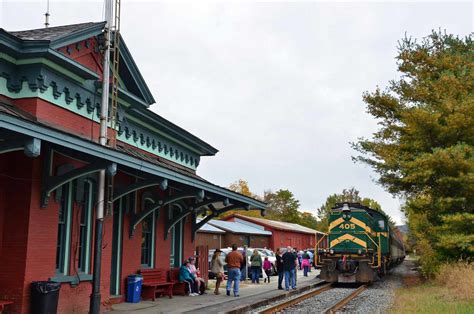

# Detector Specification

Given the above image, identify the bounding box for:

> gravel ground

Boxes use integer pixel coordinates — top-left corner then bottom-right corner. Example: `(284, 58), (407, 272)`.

(282, 286), (360, 313)
(251, 260), (418, 314)
(340, 261), (416, 313)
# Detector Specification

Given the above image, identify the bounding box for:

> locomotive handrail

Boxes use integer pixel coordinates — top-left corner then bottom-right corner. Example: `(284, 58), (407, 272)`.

(314, 234), (327, 267)
(364, 232), (381, 269)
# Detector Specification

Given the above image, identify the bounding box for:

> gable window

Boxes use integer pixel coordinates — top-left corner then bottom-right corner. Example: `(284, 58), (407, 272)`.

(78, 180), (94, 273)
(56, 183), (73, 275)
(141, 198), (155, 268)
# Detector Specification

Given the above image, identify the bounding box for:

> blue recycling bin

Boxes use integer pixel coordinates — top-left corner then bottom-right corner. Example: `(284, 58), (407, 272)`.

(126, 275), (143, 303)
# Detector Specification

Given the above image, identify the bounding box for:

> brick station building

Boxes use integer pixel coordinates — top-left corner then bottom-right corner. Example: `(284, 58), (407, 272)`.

(222, 214), (327, 251)
(0, 22), (266, 313)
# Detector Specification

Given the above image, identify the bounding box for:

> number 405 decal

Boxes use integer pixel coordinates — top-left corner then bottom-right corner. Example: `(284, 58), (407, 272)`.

(339, 223), (356, 230)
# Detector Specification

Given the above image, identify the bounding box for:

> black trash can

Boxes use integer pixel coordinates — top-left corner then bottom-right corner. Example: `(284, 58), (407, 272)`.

(30, 281), (61, 314)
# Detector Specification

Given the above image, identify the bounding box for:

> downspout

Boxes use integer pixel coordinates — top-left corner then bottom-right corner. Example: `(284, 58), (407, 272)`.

(90, 1), (112, 313)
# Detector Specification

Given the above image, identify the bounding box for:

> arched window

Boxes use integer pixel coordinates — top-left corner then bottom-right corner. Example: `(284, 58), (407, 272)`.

(78, 179), (94, 273)
(56, 183), (73, 275)
(141, 197), (156, 268)
(169, 204), (184, 268)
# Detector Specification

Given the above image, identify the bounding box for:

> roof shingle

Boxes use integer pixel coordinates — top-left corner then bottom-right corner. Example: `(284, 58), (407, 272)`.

(9, 22), (104, 41)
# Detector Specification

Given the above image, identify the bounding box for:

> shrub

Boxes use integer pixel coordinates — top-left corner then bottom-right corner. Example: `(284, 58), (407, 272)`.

(435, 261), (474, 301)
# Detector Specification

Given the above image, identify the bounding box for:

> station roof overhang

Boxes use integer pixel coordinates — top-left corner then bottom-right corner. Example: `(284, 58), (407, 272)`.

(0, 103), (267, 212)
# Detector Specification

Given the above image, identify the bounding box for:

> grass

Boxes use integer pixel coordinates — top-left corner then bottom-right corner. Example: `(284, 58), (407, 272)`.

(391, 262), (474, 314)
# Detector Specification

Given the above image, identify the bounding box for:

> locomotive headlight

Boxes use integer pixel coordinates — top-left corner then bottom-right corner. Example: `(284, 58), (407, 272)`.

(357, 249), (362, 255)
(342, 204), (351, 219)
(329, 249), (334, 255)
(342, 203), (351, 212)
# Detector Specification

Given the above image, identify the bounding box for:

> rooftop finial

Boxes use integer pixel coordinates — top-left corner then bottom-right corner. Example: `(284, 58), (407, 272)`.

(44, 0), (50, 28)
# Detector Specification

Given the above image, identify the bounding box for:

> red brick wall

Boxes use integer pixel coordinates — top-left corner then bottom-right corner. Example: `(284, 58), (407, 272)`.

(0, 152), (33, 313)
(13, 97), (101, 143)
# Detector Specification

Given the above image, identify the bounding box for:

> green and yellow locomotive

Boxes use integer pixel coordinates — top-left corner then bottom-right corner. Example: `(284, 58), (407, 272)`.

(315, 203), (405, 283)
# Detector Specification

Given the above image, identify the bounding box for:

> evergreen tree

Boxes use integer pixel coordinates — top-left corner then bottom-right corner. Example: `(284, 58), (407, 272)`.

(352, 31), (474, 274)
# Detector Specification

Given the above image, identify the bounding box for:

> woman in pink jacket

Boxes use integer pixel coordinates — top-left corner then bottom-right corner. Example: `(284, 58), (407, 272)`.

(301, 251), (311, 277)
(263, 257), (272, 283)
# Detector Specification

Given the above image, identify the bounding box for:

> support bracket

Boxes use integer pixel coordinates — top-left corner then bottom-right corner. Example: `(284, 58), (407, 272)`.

(41, 148), (116, 208)
(164, 197), (227, 240)
(113, 178), (168, 201)
(129, 189), (205, 238)
(0, 136), (41, 157)
(191, 203), (251, 241)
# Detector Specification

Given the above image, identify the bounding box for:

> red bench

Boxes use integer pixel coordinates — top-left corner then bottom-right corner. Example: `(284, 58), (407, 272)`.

(168, 268), (187, 296)
(0, 300), (13, 313)
(139, 269), (174, 301)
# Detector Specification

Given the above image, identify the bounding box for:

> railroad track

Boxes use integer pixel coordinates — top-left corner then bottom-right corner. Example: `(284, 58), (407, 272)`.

(324, 284), (368, 314)
(258, 283), (369, 314)
(259, 283), (333, 314)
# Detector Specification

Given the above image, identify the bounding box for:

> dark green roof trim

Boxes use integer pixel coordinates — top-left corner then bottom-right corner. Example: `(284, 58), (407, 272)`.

(118, 86), (149, 108)
(129, 107), (218, 156)
(0, 31), (99, 81)
(0, 112), (265, 209)
(117, 34), (155, 105)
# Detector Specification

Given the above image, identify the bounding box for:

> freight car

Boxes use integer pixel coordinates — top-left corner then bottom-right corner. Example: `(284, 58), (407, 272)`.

(315, 203), (405, 283)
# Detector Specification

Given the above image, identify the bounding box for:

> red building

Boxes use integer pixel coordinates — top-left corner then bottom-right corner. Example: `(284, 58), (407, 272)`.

(0, 22), (265, 313)
(222, 214), (327, 251)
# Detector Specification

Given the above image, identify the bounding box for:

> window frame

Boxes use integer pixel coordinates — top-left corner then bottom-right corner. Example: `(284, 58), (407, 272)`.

(169, 204), (184, 268)
(78, 179), (94, 274)
(56, 183), (73, 275)
(140, 198), (156, 268)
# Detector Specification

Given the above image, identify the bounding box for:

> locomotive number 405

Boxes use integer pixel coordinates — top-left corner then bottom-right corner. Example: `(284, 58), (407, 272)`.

(339, 223), (356, 230)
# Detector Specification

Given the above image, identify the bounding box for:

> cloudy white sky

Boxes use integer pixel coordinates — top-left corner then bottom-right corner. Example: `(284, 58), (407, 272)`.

(1, 1), (472, 224)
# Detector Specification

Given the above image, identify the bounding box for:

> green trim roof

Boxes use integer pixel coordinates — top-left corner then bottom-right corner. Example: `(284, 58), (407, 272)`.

(0, 101), (266, 210)
(0, 22), (218, 157)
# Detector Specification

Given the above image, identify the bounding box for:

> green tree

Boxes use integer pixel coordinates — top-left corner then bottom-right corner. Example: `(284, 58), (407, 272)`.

(299, 211), (320, 230)
(352, 31), (474, 274)
(316, 187), (386, 232)
(264, 189), (301, 223)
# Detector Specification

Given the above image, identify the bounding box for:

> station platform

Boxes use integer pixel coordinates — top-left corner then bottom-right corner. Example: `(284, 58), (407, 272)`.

(109, 269), (322, 313)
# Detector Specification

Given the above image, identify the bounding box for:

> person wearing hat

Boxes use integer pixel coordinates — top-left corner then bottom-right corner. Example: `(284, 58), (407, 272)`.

(179, 259), (199, 296)
(187, 256), (206, 294)
(210, 249), (225, 295)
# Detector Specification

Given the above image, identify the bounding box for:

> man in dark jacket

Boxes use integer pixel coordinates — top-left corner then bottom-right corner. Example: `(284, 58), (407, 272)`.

(275, 248), (284, 289)
(282, 246), (297, 290)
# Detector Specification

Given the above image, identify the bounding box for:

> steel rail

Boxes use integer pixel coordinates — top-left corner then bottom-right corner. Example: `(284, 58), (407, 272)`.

(260, 283), (333, 314)
(324, 284), (368, 314)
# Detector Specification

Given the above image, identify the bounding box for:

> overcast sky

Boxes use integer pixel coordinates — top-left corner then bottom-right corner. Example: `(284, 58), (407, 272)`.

(1, 1), (472, 224)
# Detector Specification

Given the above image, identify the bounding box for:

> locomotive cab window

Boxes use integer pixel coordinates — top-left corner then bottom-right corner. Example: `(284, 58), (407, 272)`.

(378, 220), (385, 229)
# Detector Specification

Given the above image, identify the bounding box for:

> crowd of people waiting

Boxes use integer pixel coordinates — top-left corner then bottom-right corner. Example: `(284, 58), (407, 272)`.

(179, 244), (315, 297)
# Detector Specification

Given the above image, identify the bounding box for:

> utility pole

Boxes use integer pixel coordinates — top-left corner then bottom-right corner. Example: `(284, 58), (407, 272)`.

(90, 0), (112, 313)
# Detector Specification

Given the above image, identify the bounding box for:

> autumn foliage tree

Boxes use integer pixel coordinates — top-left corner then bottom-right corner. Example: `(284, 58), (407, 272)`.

(352, 31), (474, 275)
(225, 179), (263, 218)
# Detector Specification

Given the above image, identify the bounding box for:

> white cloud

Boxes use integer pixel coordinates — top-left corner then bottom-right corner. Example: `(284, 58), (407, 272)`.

(1, 1), (472, 224)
